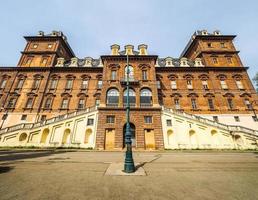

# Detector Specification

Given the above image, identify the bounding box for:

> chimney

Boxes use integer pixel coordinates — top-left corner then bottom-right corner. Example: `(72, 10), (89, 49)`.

(110, 44), (120, 55)
(125, 45), (134, 55)
(55, 58), (65, 67)
(138, 44), (148, 55)
(38, 31), (44, 36)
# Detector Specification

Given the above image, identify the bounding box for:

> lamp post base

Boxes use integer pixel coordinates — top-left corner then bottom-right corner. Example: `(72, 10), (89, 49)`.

(124, 145), (135, 173)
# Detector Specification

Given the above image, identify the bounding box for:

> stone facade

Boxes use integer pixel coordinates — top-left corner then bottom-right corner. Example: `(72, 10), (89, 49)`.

(0, 30), (257, 150)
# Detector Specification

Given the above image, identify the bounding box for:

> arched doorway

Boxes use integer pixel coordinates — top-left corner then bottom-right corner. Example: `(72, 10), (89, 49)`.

(189, 130), (198, 148)
(85, 128), (92, 144)
(167, 130), (173, 145)
(40, 128), (50, 144)
(211, 130), (220, 148)
(62, 129), (71, 144)
(123, 123), (136, 148)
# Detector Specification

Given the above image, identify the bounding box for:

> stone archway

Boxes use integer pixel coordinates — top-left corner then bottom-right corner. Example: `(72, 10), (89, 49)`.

(123, 123), (136, 148)
(40, 128), (50, 144)
(62, 129), (71, 144)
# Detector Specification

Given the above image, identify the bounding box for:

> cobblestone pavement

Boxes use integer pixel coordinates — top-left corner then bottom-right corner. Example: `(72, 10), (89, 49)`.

(0, 150), (258, 200)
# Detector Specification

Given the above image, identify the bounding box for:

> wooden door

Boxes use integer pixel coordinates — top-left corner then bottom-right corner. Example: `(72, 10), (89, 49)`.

(145, 129), (155, 150)
(105, 129), (115, 150)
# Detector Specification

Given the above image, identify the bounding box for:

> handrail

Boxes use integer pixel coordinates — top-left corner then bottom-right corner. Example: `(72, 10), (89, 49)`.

(0, 106), (98, 135)
(163, 107), (258, 136)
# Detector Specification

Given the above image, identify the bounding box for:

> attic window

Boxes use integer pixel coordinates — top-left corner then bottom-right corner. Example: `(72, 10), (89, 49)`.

(48, 44), (53, 49)
(33, 44), (38, 49)
(207, 43), (212, 48)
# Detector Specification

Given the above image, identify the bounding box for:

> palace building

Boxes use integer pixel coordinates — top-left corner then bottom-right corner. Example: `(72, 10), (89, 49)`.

(0, 30), (257, 150)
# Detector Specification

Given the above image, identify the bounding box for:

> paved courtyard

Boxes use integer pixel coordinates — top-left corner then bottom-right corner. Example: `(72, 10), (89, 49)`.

(0, 150), (258, 200)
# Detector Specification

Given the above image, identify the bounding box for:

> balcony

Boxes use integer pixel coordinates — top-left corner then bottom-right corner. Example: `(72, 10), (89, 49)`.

(120, 78), (139, 86)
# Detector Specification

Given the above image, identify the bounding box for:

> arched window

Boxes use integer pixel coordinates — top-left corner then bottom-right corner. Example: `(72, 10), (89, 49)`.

(106, 88), (119, 107)
(124, 65), (134, 80)
(140, 88), (152, 107)
(123, 88), (136, 107)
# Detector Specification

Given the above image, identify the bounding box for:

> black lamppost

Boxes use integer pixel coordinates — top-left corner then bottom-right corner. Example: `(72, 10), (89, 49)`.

(124, 53), (135, 173)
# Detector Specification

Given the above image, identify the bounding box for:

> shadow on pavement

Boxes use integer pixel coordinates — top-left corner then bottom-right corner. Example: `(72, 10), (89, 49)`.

(0, 150), (74, 162)
(0, 166), (14, 174)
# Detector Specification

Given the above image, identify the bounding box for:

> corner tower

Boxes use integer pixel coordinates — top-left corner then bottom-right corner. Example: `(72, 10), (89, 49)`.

(181, 30), (243, 67)
(17, 31), (75, 67)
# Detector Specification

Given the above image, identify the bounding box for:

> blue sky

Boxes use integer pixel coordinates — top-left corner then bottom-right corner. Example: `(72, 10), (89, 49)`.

(0, 0), (257, 81)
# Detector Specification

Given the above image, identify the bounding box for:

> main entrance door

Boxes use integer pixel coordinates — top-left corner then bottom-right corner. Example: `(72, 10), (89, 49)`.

(123, 123), (136, 148)
(105, 129), (115, 150)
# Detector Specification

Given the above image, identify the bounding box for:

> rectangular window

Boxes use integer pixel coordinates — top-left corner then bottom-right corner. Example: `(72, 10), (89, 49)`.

(0, 79), (7, 89)
(106, 115), (115, 123)
(97, 80), (102, 89)
(191, 99), (197, 110)
(244, 99), (252, 110)
(45, 98), (52, 109)
(157, 81), (161, 89)
(50, 79), (58, 89)
(144, 116), (152, 123)
(16, 79), (24, 89)
(207, 43), (212, 48)
(221, 43), (225, 48)
(236, 80), (244, 89)
(32, 79), (40, 89)
(174, 99), (180, 110)
(142, 70), (147, 80)
(25, 57), (33, 66)
(7, 98), (17, 108)
(227, 98), (234, 110)
(26, 97), (33, 108)
(187, 80), (193, 89)
(213, 116), (219, 122)
(65, 79), (73, 89)
(81, 80), (88, 89)
(202, 81), (209, 90)
(227, 57), (233, 64)
(111, 70), (117, 80)
(61, 99), (69, 109)
(166, 119), (172, 126)
(95, 99), (100, 106)
(87, 118), (94, 125)
(208, 99), (215, 110)
(234, 116), (240, 122)
(220, 80), (228, 89)
(171, 81), (177, 89)
(21, 115), (27, 121)
(212, 57), (218, 64)
(41, 115), (47, 122)
(41, 57), (48, 66)
(78, 99), (85, 109)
